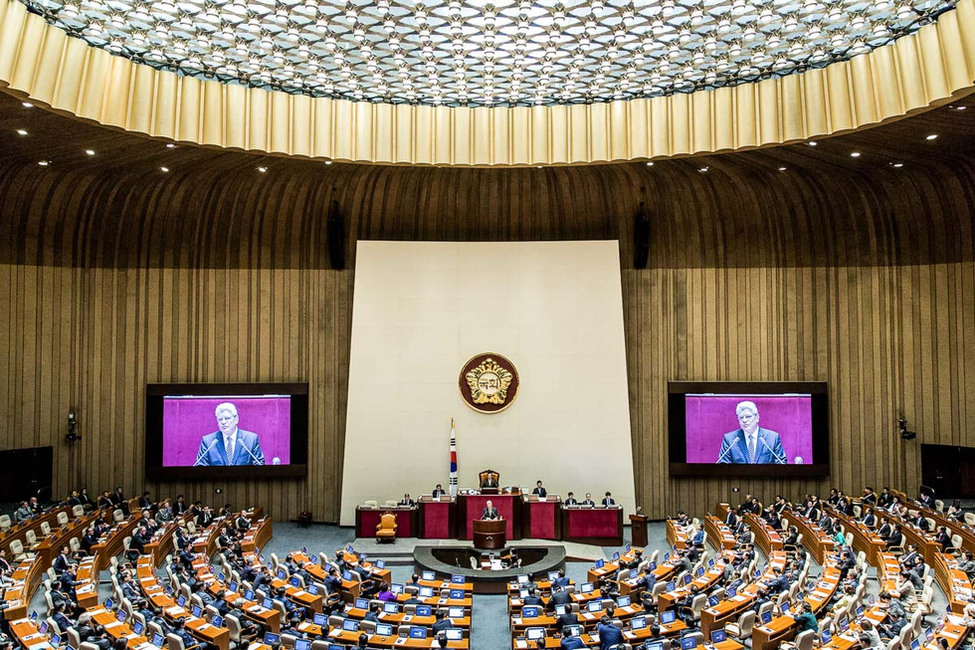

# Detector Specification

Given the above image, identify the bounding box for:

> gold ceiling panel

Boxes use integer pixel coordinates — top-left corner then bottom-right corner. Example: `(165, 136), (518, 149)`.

(1, 0), (973, 166)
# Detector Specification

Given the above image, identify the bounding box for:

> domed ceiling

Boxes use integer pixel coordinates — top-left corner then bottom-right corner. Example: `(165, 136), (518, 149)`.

(18, 0), (957, 107)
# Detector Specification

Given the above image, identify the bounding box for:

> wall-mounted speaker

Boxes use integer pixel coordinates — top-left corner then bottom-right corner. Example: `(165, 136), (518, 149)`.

(634, 201), (651, 270)
(326, 193), (345, 270)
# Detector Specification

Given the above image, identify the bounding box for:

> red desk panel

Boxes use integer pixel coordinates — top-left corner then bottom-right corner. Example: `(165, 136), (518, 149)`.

(458, 494), (522, 540)
(523, 499), (561, 539)
(562, 507), (623, 545)
(418, 499), (455, 539)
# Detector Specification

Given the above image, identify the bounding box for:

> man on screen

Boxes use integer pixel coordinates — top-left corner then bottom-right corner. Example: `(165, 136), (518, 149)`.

(195, 402), (265, 466)
(716, 401), (786, 464)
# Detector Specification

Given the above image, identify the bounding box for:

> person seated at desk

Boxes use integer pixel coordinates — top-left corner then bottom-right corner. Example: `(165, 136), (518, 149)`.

(794, 602), (818, 633)
(481, 500), (500, 520)
(560, 627), (586, 650)
(934, 525), (952, 551)
(581, 493), (596, 507)
(957, 551), (975, 579)
(552, 569), (570, 589)
(597, 616), (624, 650)
(550, 583), (572, 606)
(564, 492), (578, 506)
(766, 566), (789, 594)
(432, 609), (456, 633)
(555, 605), (580, 632)
(170, 618), (203, 650)
(882, 523), (904, 549)
(523, 588), (543, 606)
(532, 481), (547, 497)
(481, 474), (499, 489)
(638, 625), (666, 650)
(431, 484), (447, 498)
(602, 492), (616, 507)
(399, 493), (415, 507)
(691, 522), (706, 548)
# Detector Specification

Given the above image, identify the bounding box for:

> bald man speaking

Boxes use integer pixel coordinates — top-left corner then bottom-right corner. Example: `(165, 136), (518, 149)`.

(717, 401), (786, 464)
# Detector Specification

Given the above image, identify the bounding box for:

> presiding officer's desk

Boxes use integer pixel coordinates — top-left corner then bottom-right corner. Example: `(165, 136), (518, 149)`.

(355, 505), (418, 538)
(458, 491), (523, 540)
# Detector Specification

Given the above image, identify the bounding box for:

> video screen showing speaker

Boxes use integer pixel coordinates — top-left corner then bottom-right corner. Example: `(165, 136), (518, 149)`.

(146, 383), (308, 479)
(668, 382), (829, 477)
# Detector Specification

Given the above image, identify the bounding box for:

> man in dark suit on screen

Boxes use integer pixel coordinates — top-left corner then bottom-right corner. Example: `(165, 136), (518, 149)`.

(717, 401), (786, 464)
(195, 402), (265, 466)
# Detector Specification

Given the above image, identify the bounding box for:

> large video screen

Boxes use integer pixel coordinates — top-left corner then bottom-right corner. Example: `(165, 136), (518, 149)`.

(669, 382), (829, 477)
(146, 383), (308, 479)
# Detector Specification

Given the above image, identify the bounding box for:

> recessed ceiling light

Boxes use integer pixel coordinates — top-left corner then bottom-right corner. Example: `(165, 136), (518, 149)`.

(22, 102), (33, 108)
(850, 152), (861, 158)
(956, 106), (968, 111)
(646, 161), (654, 166)
(166, 143), (176, 149)
(85, 149), (95, 156)
(891, 163), (904, 168)
(257, 166), (268, 173)
(16, 129), (28, 136)
(778, 167), (787, 171)
(698, 166), (709, 173)
(160, 166), (170, 172)
(37, 160), (49, 166)
(324, 159), (333, 165)
(925, 134), (938, 140)
(808, 141), (818, 147)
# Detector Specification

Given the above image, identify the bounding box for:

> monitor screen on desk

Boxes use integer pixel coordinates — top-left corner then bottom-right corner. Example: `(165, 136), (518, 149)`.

(314, 613), (327, 626)
(446, 629), (463, 641)
(152, 634), (165, 648)
(526, 628), (546, 641)
(390, 583), (403, 594)
(761, 611), (773, 624)
(263, 634), (280, 646)
(191, 605), (202, 619)
(667, 382), (830, 477)
(307, 585), (319, 595)
(422, 570), (436, 581)
(383, 603), (399, 614)
(681, 636), (698, 650)
(631, 616), (647, 630)
(294, 640), (311, 650)
(408, 627), (427, 639)
(376, 624), (394, 637)
(555, 605), (567, 616)
(660, 610), (677, 624)
(376, 559), (385, 569)
(416, 605), (432, 617)
(646, 644), (664, 650)
(419, 586), (434, 597)
(342, 620), (359, 632)
(581, 582), (594, 593)
(355, 598), (369, 609)
(711, 630), (728, 644)
(452, 575), (465, 584)
(564, 625), (582, 638)
(595, 559), (605, 568)
(522, 606), (540, 618)
(708, 596), (719, 607)
(587, 602), (602, 613)
(210, 614), (222, 628)
(449, 589), (464, 599)
(548, 571), (560, 581)
(618, 596), (631, 608)
(449, 607), (464, 618)
(517, 574), (529, 584)
(613, 551), (620, 560)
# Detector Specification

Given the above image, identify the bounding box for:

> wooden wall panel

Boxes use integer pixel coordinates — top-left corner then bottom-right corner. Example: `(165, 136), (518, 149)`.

(1, 100), (974, 521)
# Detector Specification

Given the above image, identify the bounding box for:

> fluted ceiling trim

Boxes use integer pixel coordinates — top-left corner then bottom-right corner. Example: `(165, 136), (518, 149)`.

(1, 0), (974, 166)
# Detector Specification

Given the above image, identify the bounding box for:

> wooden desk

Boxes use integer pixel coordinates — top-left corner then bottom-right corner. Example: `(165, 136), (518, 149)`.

(241, 517), (272, 553)
(0, 508), (65, 557)
(522, 497), (562, 540)
(933, 552), (974, 613)
(699, 551), (787, 636)
(705, 515), (736, 550)
(744, 513), (783, 557)
(828, 507), (885, 565)
(658, 556), (729, 611)
(562, 507), (623, 546)
(355, 506), (417, 538)
(418, 497), (456, 539)
(666, 519), (689, 550)
(782, 510), (835, 565)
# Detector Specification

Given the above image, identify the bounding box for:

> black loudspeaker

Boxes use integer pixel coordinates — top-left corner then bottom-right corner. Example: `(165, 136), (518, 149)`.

(633, 201), (651, 269)
(326, 194), (344, 270)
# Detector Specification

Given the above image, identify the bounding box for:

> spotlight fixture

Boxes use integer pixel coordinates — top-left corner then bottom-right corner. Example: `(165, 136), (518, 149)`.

(850, 152), (861, 157)
(890, 162), (904, 168)
(778, 166), (787, 171)
(37, 160), (50, 166)
(956, 106), (968, 111)
(257, 166), (268, 173)
(22, 102), (33, 108)
(166, 143), (176, 148)
(646, 161), (654, 166)
(808, 141), (818, 146)
(698, 166), (709, 172)
(925, 134), (938, 140)
(324, 159), (333, 165)
(16, 129), (28, 136)
(160, 166), (170, 172)
(85, 149), (95, 156)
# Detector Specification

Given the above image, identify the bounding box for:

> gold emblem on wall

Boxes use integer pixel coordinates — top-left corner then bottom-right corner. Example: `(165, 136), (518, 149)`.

(459, 353), (520, 414)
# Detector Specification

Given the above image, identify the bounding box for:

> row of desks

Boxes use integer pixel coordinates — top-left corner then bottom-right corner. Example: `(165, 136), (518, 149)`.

(355, 496), (623, 545)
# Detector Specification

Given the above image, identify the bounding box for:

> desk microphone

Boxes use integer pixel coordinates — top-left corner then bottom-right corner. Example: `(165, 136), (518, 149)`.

(761, 439), (787, 464)
(715, 439), (740, 463)
(194, 439), (221, 466)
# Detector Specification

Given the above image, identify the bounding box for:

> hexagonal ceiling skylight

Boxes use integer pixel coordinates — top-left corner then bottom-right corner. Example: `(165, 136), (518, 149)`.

(19, 0), (957, 107)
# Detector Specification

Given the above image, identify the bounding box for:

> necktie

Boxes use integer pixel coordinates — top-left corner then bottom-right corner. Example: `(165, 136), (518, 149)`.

(227, 435), (235, 464)
(748, 433), (757, 463)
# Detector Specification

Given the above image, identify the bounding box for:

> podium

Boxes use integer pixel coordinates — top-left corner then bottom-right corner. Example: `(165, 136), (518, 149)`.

(629, 514), (649, 548)
(472, 519), (506, 550)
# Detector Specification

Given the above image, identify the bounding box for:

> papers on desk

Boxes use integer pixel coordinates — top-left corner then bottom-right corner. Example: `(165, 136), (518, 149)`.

(515, 641), (528, 649)
(104, 621), (123, 630)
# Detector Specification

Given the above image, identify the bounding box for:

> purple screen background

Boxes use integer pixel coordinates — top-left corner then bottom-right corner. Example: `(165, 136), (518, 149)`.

(162, 397), (291, 467)
(684, 395), (813, 464)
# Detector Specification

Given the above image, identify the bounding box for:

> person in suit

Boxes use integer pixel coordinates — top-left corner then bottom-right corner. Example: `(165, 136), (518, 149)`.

(555, 605), (579, 631)
(138, 491), (152, 509)
(532, 481), (547, 498)
(68, 490), (82, 507)
(431, 484), (447, 498)
(173, 495), (189, 515)
(883, 524), (903, 550)
(480, 473), (499, 489)
(195, 402), (265, 466)
(398, 494), (415, 507)
(97, 491), (114, 509)
(581, 493), (595, 507)
(564, 492), (578, 506)
(523, 588), (543, 606)
(559, 626), (586, 650)
(53, 546), (75, 574)
(717, 401), (786, 464)
(861, 507), (877, 527)
(481, 500), (500, 520)
(549, 584), (572, 605)
(597, 616), (624, 650)
(601, 492), (616, 506)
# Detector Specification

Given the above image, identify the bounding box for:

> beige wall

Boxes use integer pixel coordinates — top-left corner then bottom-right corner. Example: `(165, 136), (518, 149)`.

(340, 241), (635, 524)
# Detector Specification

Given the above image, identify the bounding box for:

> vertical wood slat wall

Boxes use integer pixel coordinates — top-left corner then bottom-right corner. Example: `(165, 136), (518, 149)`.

(0, 157), (973, 522)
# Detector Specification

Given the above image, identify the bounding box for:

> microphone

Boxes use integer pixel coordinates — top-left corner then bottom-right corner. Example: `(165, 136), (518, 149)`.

(242, 443), (265, 466)
(194, 438), (221, 466)
(761, 439), (787, 464)
(716, 438), (740, 463)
